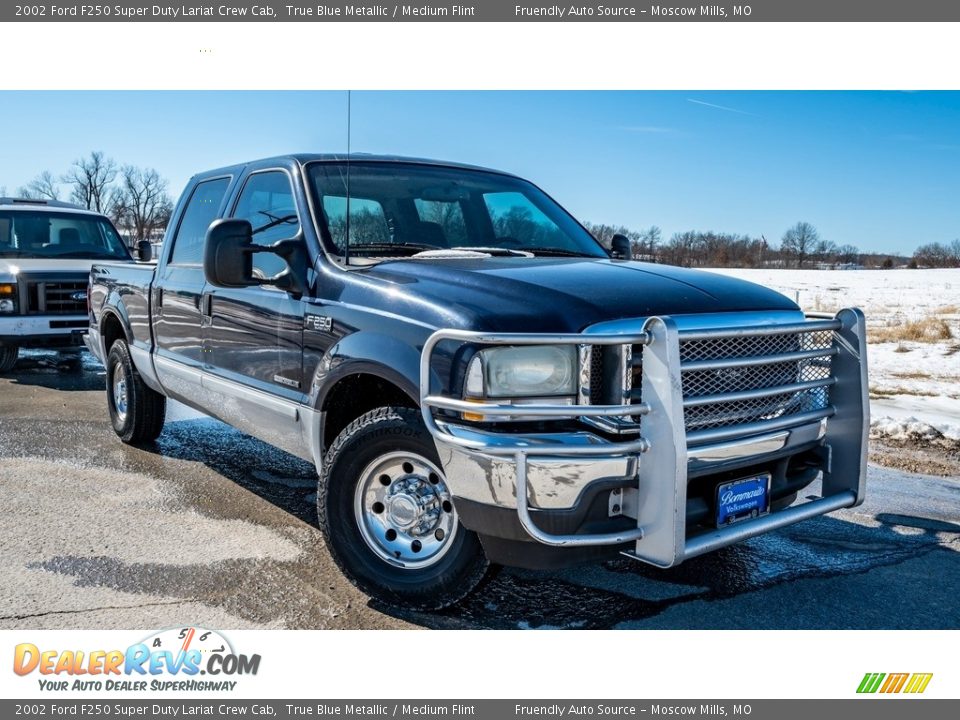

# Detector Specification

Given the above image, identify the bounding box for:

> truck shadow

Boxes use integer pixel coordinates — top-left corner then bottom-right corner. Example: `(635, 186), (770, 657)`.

(134, 418), (960, 630)
(3, 350), (105, 392)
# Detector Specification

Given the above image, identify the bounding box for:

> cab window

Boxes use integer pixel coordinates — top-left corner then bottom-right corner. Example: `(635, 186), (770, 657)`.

(232, 171), (301, 279)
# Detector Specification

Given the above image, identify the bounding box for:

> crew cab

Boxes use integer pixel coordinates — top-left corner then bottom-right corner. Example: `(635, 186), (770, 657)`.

(0, 197), (144, 373)
(86, 155), (869, 609)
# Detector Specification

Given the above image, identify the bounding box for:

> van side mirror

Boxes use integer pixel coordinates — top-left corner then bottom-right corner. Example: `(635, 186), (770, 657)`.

(204, 218), (308, 297)
(136, 240), (153, 262)
(610, 234), (632, 260)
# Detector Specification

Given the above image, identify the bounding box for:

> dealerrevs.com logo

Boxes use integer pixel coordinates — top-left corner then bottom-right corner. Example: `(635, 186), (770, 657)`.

(857, 672), (933, 694)
(13, 627), (261, 692)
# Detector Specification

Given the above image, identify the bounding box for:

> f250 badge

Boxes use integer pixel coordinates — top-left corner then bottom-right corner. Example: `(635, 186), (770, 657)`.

(305, 313), (333, 332)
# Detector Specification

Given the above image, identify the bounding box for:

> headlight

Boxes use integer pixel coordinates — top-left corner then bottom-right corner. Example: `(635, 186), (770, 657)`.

(465, 345), (577, 398)
(0, 283), (16, 314)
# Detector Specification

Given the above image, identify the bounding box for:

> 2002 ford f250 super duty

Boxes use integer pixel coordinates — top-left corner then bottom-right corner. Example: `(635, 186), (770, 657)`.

(86, 154), (869, 609)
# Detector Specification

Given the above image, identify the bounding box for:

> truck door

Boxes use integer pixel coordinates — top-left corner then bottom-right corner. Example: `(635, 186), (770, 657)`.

(153, 176), (231, 405)
(201, 169), (307, 459)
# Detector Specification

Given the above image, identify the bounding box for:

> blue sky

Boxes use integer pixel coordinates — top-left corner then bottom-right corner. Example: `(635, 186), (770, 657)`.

(1, 91), (957, 254)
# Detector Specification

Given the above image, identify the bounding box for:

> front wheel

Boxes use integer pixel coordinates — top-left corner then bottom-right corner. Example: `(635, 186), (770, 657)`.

(0, 345), (19, 373)
(106, 339), (166, 443)
(317, 407), (493, 610)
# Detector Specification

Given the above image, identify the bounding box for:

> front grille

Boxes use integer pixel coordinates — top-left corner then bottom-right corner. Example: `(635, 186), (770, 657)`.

(24, 278), (87, 315)
(619, 328), (835, 435)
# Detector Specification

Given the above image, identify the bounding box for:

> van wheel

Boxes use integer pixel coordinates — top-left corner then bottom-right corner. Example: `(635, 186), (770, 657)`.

(106, 339), (166, 443)
(317, 407), (493, 610)
(0, 345), (18, 373)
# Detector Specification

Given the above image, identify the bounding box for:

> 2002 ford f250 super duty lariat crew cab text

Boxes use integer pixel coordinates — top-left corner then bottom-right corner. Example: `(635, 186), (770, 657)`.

(86, 155), (869, 609)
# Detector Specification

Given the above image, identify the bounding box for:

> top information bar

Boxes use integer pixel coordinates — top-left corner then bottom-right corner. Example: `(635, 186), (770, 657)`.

(6, 1), (960, 22)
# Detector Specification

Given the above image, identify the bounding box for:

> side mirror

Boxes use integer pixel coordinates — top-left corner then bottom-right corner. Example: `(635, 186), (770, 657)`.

(204, 219), (258, 288)
(610, 234), (632, 260)
(204, 218), (309, 297)
(136, 240), (152, 262)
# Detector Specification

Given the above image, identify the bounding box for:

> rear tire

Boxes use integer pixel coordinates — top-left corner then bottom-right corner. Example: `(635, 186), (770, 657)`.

(106, 339), (166, 443)
(0, 345), (18, 373)
(317, 406), (494, 610)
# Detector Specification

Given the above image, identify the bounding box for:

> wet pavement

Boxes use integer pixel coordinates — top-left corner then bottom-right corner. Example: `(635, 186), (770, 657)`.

(1, 350), (958, 630)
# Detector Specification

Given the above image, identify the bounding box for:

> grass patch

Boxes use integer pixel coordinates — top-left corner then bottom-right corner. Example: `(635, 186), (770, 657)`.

(935, 304), (960, 314)
(891, 371), (932, 380)
(869, 386), (938, 398)
(868, 317), (954, 344)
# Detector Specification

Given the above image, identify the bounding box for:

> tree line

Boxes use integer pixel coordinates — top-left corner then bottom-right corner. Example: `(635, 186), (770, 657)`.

(583, 220), (923, 269)
(16, 151), (173, 244)
(911, 240), (960, 268)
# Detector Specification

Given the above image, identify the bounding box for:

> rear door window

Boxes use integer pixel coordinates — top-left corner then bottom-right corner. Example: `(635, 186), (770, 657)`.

(169, 177), (231, 266)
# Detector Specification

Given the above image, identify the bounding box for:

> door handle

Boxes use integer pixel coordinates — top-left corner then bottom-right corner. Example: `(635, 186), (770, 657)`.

(200, 292), (213, 326)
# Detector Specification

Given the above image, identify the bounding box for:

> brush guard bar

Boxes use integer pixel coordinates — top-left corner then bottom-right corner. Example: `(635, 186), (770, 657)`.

(420, 309), (868, 567)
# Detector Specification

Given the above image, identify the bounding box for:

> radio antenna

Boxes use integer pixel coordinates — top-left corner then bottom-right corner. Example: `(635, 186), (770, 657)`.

(344, 89), (352, 266)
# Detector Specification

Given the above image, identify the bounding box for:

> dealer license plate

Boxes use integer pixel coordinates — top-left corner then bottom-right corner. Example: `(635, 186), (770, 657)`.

(716, 474), (771, 526)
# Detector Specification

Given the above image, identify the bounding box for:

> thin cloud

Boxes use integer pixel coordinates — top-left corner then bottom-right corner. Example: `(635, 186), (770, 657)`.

(687, 98), (756, 116)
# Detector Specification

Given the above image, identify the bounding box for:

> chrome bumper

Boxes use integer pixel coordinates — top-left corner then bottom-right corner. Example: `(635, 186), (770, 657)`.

(420, 309), (869, 567)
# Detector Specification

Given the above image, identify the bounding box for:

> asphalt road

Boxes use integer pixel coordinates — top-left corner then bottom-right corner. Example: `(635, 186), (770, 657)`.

(1, 350), (958, 630)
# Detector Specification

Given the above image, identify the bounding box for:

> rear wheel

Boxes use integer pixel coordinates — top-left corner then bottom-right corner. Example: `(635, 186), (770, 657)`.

(0, 345), (18, 373)
(318, 406), (493, 610)
(106, 339), (166, 443)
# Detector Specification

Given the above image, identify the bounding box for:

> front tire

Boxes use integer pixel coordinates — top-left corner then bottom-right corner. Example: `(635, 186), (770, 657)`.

(106, 339), (166, 443)
(318, 407), (493, 610)
(0, 345), (19, 373)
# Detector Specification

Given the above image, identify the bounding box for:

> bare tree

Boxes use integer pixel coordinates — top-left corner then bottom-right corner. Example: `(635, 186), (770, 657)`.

(780, 221), (820, 268)
(836, 244), (861, 264)
(113, 166), (173, 243)
(18, 171), (61, 201)
(637, 225), (661, 260)
(61, 151), (118, 213)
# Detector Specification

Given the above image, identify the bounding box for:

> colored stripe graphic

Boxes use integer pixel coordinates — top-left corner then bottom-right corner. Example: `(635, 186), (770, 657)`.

(857, 672), (932, 694)
(857, 673), (885, 693)
(880, 673), (909, 693)
(904, 673), (933, 694)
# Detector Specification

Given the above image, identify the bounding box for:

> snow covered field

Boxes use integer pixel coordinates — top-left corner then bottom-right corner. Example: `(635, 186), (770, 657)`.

(707, 268), (960, 442)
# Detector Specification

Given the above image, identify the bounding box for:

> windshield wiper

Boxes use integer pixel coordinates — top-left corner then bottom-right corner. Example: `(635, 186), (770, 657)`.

(254, 212), (298, 235)
(522, 247), (597, 258)
(347, 242), (442, 256)
(47, 251), (126, 259)
(450, 246), (534, 257)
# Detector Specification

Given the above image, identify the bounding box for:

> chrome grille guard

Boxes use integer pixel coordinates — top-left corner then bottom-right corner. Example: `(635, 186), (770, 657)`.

(420, 309), (869, 567)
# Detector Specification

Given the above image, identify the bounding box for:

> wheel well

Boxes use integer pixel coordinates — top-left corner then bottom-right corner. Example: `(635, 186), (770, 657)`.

(100, 312), (126, 354)
(321, 373), (416, 450)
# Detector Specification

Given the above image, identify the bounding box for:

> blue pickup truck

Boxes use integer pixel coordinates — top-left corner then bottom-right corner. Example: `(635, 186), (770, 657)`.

(86, 154), (869, 609)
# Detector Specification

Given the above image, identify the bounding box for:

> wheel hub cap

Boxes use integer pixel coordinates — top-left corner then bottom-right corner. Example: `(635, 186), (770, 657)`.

(354, 452), (458, 569)
(113, 372), (128, 421)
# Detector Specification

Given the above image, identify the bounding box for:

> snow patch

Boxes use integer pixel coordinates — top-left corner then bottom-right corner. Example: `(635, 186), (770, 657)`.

(870, 415), (960, 442)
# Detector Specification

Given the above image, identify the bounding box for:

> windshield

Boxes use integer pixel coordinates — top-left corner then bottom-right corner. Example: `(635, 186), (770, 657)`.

(307, 162), (607, 260)
(0, 210), (130, 260)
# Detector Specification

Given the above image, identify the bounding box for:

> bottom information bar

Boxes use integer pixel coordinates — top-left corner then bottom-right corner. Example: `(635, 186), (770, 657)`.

(2, 700), (955, 719)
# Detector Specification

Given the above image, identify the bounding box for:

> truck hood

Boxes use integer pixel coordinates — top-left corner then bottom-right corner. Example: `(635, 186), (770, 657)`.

(0, 258), (102, 278)
(357, 257), (799, 332)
